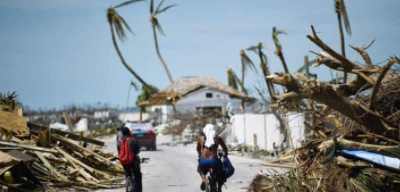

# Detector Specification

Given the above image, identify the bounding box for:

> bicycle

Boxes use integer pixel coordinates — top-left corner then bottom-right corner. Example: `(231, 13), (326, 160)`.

(125, 157), (149, 192)
(205, 150), (223, 192)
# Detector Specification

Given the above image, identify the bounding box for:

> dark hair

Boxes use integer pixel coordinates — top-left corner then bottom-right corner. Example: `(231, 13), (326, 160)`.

(122, 127), (131, 136)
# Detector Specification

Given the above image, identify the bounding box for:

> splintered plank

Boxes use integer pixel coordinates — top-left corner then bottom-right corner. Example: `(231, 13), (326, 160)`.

(55, 147), (110, 179)
(34, 151), (68, 181)
(28, 123), (105, 146)
(0, 141), (58, 154)
(56, 147), (99, 183)
(52, 135), (114, 166)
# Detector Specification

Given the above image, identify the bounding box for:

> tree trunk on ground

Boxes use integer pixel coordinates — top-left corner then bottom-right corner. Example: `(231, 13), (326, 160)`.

(267, 72), (394, 135)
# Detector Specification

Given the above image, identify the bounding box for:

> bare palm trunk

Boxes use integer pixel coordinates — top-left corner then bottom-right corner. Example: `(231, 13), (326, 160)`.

(278, 52), (289, 74)
(109, 24), (157, 93)
(152, 26), (174, 84)
(241, 58), (246, 93)
(337, 10), (348, 83)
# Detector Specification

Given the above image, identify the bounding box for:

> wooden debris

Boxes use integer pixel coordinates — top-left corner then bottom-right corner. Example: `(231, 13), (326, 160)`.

(0, 111), (123, 191)
(0, 111), (28, 135)
(29, 122), (105, 146)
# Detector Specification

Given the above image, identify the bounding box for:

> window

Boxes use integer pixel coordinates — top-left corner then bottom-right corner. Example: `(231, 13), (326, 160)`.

(206, 92), (213, 98)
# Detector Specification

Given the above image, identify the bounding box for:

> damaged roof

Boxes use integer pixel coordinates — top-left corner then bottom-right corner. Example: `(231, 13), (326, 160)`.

(140, 76), (251, 107)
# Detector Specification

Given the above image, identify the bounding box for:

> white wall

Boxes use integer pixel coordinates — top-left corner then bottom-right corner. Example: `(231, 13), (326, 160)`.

(287, 113), (306, 149)
(118, 113), (149, 122)
(266, 114), (283, 151)
(230, 113), (305, 151)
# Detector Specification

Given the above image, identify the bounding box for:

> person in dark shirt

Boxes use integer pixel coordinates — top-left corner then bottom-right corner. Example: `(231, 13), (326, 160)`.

(117, 127), (142, 192)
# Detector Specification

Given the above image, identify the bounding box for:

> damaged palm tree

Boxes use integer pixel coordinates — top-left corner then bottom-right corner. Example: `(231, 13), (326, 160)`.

(107, 1), (158, 93)
(150, 0), (176, 84)
(227, 66), (239, 90)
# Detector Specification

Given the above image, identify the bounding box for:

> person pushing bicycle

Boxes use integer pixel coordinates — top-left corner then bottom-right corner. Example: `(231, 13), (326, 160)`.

(118, 127), (143, 192)
(197, 124), (229, 192)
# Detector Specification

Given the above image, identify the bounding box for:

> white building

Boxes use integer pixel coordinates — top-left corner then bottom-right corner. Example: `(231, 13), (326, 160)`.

(140, 76), (253, 124)
(118, 108), (149, 122)
(230, 113), (305, 151)
(94, 110), (117, 120)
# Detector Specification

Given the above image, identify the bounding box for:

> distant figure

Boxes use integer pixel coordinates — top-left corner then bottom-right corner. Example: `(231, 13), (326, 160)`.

(197, 124), (229, 192)
(116, 126), (124, 143)
(117, 127), (142, 192)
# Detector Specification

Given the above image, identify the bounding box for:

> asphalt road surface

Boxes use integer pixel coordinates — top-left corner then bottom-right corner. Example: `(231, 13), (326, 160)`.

(101, 135), (280, 192)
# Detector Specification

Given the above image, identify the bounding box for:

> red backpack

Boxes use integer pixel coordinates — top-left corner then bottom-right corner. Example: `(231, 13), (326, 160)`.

(119, 137), (135, 165)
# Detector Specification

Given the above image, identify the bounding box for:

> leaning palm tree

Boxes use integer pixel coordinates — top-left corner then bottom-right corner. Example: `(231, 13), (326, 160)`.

(335, 0), (351, 82)
(150, 0), (176, 84)
(107, 1), (157, 93)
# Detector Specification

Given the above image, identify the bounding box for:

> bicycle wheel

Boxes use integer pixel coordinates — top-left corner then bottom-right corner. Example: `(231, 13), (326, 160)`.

(206, 175), (217, 192)
(126, 176), (135, 192)
(205, 176), (211, 192)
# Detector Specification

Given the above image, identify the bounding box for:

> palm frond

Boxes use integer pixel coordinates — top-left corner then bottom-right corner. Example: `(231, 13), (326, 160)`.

(272, 27), (287, 55)
(155, 23), (165, 36)
(227, 67), (239, 90)
(155, 0), (166, 13)
(114, 0), (145, 9)
(150, 0), (154, 13)
(247, 43), (265, 54)
(107, 8), (134, 41)
(156, 4), (177, 14)
(339, 0), (352, 35)
(131, 81), (140, 91)
(241, 50), (257, 74)
(246, 45), (259, 54)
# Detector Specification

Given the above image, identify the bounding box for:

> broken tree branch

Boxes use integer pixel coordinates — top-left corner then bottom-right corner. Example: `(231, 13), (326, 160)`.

(307, 25), (359, 70)
(267, 73), (394, 134)
(350, 44), (373, 66)
(370, 58), (396, 110)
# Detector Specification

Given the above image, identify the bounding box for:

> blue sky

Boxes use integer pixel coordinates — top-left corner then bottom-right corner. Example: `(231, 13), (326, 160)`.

(1, 0), (399, 110)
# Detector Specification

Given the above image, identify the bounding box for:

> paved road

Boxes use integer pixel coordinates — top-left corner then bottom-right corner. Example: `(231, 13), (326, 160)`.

(101, 135), (280, 192)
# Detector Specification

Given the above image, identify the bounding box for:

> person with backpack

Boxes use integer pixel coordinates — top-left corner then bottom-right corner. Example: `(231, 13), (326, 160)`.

(118, 127), (142, 192)
(197, 124), (230, 192)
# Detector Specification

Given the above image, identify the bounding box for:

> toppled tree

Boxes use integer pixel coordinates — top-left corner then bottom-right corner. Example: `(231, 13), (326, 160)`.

(249, 2), (400, 191)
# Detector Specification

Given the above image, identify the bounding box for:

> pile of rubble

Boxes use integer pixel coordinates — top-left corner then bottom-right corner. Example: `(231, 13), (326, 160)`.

(0, 97), (124, 191)
(246, 1), (400, 191)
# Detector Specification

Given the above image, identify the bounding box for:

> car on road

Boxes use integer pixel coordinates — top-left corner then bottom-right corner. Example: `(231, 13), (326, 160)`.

(124, 121), (157, 150)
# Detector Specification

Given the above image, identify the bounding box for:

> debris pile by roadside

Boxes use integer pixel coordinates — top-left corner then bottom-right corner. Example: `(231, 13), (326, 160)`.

(246, 1), (400, 191)
(0, 96), (124, 191)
